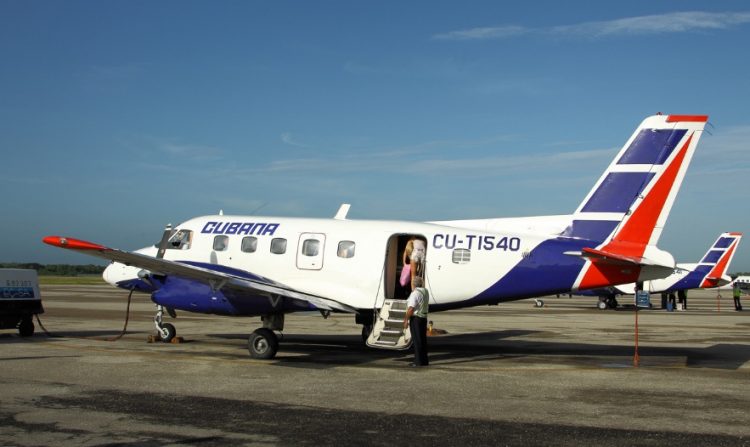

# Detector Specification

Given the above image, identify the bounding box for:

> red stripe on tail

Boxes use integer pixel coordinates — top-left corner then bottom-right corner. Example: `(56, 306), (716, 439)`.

(701, 240), (739, 288)
(578, 133), (693, 289)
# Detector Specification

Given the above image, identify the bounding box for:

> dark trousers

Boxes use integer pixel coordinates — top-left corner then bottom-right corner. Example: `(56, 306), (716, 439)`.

(409, 316), (429, 366)
(735, 297), (743, 311)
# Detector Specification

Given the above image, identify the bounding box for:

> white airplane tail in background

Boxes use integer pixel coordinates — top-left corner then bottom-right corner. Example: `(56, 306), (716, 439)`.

(672, 232), (743, 290)
(563, 114), (709, 290)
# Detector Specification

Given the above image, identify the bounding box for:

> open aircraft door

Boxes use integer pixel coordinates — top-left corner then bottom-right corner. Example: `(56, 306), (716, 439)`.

(366, 233), (427, 350)
(296, 233), (326, 270)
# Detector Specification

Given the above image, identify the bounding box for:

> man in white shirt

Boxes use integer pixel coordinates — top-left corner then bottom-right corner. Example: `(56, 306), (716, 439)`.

(403, 276), (429, 367)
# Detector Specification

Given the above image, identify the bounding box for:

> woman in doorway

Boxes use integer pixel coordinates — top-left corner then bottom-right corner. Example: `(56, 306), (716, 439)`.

(402, 237), (426, 290)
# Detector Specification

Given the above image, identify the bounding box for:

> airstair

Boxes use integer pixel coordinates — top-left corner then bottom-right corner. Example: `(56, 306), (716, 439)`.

(366, 299), (412, 350)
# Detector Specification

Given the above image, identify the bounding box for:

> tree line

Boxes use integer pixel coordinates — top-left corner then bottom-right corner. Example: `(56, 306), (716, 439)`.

(0, 263), (105, 276)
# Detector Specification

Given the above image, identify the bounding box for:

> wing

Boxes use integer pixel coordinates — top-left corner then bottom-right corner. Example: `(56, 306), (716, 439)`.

(42, 236), (357, 313)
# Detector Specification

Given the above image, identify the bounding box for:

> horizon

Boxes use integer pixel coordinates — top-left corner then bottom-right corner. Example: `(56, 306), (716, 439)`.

(1, 1), (748, 270)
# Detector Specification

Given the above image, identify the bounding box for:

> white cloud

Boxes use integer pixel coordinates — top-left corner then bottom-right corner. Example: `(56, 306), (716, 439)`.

(552, 11), (750, 37)
(233, 145), (613, 177)
(432, 25), (529, 41)
(433, 11), (750, 41)
(281, 132), (309, 148)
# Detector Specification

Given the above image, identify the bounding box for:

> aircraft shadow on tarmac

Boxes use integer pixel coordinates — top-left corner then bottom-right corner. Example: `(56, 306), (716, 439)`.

(3, 328), (747, 370)
(207, 330), (750, 370)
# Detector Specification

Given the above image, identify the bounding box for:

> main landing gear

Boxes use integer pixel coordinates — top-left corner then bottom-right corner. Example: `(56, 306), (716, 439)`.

(248, 313), (284, 359)
(597, 294), (619, 310)
(151, 305), (284, 359)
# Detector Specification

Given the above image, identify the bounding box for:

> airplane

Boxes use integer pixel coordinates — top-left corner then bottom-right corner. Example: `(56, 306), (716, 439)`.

(43, 113), (708, 359)
(718, 275), (750, 291)
(579, 232), (743, 309)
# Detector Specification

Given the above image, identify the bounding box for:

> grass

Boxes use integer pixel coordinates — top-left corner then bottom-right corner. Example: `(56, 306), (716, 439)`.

(38, 275), (107, 285)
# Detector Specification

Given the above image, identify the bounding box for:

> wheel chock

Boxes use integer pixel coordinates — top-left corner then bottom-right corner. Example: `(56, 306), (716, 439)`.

(427, 321), (448, 336)
(146, 335), (185, 343)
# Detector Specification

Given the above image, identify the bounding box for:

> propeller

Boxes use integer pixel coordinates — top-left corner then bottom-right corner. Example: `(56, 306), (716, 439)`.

(155, 223), (178, 318)
(156, 223), (175, 259)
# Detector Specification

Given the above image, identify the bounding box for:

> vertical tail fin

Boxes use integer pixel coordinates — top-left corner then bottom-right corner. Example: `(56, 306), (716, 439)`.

(664, 232), (743, 291)
(698, 232), (743, 288)
(564, 114), (708, 245)
(566, 114), (708, 290)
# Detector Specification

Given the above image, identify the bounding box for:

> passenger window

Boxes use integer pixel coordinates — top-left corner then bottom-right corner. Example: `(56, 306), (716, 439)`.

(167, 230), (192, 250)
(270, 238), (287, 254)
(452, 248), (471, 264)
(213, 235), (228, 251)
(302, 239), (320, 257)
(241, 236), (258, 253)
(337, 241), (355, 258)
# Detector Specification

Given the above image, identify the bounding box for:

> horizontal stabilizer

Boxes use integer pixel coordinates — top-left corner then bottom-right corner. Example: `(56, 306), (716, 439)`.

(580, 247), (645, 266)
(566, 246), (670, 268)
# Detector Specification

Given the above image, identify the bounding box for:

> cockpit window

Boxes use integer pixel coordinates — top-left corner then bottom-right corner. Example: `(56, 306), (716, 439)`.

(167, 230), (192, 250)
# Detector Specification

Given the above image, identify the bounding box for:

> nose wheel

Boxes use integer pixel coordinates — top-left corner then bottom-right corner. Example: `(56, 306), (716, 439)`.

(154, 305), (177, 342)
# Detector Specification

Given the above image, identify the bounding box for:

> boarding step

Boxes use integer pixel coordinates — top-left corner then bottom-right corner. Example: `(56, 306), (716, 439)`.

(366, 298), (412, 350)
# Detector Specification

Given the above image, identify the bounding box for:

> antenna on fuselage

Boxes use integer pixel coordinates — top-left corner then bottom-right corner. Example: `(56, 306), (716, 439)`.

(334, 203), (351, 220)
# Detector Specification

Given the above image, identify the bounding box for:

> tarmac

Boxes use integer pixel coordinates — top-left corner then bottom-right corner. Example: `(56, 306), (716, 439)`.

(1, 285), (749, 446)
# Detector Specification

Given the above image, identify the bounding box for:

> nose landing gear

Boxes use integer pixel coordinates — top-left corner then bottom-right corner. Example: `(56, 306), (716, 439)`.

(154, 305), (176, 342)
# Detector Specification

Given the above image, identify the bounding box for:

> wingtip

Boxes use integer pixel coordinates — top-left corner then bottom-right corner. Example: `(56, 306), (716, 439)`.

(43, 236), (108, 251)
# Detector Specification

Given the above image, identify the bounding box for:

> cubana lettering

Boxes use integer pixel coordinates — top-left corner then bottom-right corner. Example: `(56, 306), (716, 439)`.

(201, 222), (280, 236)
(432, 234), (521, 251)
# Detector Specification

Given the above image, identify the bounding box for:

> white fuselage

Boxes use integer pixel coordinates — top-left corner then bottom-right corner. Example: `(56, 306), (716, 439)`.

(104, 213), (675, 313)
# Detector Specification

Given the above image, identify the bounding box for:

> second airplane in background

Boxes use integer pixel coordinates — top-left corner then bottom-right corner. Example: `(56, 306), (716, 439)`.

(583, 232), (743, 309)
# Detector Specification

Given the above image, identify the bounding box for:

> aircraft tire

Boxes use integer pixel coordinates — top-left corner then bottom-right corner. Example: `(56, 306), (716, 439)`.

(597, 300), (608, 310)
(159, 323), (176, 343)
(248, 328), (278, 359)
(18, 317), (34, 337)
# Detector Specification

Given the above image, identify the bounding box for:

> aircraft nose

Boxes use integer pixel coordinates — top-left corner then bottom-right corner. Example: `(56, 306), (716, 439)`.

(102, 262), (117, 286)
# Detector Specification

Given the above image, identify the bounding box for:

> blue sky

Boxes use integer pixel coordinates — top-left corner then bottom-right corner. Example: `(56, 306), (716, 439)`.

(2, 1), (749, 272)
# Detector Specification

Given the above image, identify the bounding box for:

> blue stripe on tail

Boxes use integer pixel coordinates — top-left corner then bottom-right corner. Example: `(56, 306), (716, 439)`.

(581, 172), (654, 213)
(617, 129), (686, 165)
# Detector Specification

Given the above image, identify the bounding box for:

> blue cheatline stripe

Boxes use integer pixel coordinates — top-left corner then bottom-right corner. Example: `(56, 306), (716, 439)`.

(701, 250), (724, 264)
(713, 237), (735, 249)
(430, 238), (592, 311)
(581, 172), (654, 213)
(667, 265), (712, 292)
(560, 220), (618, 241)
(617, 129), (687, 165)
